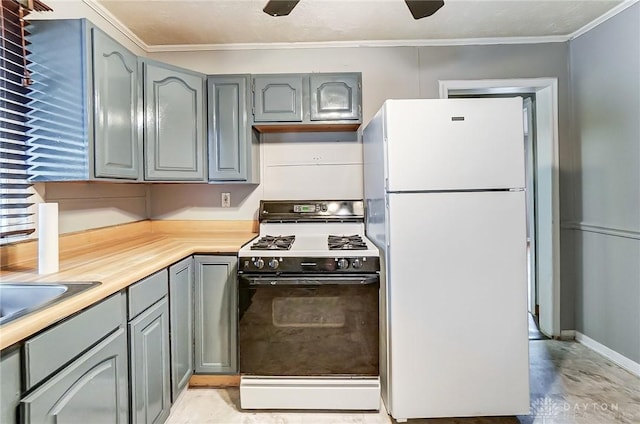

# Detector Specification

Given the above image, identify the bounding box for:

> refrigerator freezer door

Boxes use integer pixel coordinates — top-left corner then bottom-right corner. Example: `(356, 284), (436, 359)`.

(385, 191), (529, 419)
(384, 98), (525, 192)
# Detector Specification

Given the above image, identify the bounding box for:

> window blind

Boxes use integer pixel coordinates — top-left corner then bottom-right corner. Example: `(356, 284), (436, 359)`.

(1, 0), (51, 242)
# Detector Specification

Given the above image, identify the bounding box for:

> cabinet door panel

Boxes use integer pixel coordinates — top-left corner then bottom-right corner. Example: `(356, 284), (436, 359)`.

(194, 256), (238, 374)
(310, 74), (361, 121)
(144, 61), (206, 181)
(253, 75), (303, 122)
(21, 328), (128, 424)
(92, 28), (139, 179)
(129, 298), (171, 424)
(1, 348), (20, 424)
(169, 257), (194, 401)
(208, 76), (250, 181)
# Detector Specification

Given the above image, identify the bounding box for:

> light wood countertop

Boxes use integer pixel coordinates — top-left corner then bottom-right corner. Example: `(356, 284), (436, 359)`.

(0, 220), (258, 350)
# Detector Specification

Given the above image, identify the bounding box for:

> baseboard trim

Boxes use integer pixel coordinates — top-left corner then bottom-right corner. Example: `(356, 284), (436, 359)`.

(560, 330), (575, 340)
(575, 332), (640, 377)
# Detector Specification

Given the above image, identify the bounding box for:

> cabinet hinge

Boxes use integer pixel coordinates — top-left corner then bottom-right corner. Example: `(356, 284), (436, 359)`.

(358, 104), (362, 117)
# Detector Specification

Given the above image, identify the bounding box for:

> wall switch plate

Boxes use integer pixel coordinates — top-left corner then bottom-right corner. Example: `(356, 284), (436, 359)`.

(221, 192), (231, 208)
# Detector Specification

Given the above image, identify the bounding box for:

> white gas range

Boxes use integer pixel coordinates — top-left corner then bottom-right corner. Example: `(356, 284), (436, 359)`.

(237, 200), (381, 411)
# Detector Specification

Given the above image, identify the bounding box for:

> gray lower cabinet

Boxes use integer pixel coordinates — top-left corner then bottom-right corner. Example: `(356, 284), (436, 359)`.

(143, 59), (207, 181)
(20, 327), (129, 424)
(128, 270), (171, 424)
(129, 299), (171, 424)
(208, 75), (259, 183)
(20, 293), (128, 423)
(169, 257), (194, 401)
(1, 347), (21, 424)
(194, 255), (238, 374)
(27, 19), (141, 181)
(253, 74), (305, 122)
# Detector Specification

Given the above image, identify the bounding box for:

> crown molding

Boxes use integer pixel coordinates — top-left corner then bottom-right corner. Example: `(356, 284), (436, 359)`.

(569, 0), (639, 40)
(145, 35), (569, 53)
(82, 0), (148, 51)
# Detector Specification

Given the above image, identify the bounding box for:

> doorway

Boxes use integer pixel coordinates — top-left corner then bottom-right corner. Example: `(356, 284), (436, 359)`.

(439, 79), (560, 338)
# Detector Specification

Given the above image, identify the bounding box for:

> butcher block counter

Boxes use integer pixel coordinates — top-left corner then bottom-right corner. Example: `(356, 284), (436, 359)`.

(0, 220), (257, 351)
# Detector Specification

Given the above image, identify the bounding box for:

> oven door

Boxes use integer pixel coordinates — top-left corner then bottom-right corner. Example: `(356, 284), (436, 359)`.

(238, 273), (379, 377)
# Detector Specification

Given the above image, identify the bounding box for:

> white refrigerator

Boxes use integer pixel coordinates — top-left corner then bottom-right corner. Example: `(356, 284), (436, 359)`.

(363, 98), (530, 421)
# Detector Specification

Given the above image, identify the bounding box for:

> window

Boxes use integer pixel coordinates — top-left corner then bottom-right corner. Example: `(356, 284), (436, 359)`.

(0, 0), (50, 243)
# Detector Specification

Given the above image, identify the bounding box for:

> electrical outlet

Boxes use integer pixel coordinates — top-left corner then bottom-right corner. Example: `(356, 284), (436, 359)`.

(221, 192), (231, 208)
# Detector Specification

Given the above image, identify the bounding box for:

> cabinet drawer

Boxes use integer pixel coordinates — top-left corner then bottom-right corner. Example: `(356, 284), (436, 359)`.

(128, 269), (168, 320)
(24, 292), (126, 390)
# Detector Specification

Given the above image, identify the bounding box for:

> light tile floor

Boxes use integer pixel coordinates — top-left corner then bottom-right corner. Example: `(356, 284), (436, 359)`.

(168, 322), (640, 424)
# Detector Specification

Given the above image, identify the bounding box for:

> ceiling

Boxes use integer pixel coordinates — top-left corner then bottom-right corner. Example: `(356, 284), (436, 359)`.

(95, 0), (626, 48)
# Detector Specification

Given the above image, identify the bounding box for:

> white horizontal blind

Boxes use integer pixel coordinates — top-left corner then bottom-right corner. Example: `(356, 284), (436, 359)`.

(1, 0), (34, 241)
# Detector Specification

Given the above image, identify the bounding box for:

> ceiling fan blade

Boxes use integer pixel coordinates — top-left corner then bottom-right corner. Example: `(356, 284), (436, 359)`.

(263, 0), (300, 17)
(405, 0), (445, 19)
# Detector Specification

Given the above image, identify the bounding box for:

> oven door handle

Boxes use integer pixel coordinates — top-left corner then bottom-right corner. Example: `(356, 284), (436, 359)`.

(238, 274), (379, 286)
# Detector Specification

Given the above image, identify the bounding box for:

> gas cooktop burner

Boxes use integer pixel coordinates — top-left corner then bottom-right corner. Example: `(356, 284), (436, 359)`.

(328, 235), (367, 250)
(251, 235), (296, 250)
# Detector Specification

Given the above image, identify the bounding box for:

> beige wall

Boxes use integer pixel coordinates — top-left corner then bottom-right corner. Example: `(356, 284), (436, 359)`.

(147, 46), (420, 221)
(36, 183), (148, 234)
(29, 0), (145, 55)
(27, 0), (147, 234)
(28, 5), (570, 246)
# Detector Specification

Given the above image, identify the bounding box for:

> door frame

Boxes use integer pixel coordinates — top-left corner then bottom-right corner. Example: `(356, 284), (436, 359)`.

(439, 78), (560, 338)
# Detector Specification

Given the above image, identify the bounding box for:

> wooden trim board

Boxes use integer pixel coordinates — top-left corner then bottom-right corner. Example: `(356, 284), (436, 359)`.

(189, 375), (241, 388)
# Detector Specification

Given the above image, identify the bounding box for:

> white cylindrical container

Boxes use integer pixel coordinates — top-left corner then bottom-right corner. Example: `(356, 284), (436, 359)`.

(38, 203), (59, 274)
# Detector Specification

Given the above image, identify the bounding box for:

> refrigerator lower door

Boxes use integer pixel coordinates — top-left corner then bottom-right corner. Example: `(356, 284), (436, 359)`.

(385, 190), (529, 420)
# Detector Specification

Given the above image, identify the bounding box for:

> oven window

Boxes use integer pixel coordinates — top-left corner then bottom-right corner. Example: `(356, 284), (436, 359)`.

(239, 281), (379, 376)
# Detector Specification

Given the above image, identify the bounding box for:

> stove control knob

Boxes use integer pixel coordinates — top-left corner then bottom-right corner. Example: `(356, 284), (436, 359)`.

(253, 258), (264, 269)
(337, 258), (349, 269)
(268, 258), (280, 269)
(352, 258), (363, 269)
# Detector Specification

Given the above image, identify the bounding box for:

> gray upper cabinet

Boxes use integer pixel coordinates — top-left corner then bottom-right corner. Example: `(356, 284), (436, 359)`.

(92, 28), (140, 179)
(208, 75), (258, 183)
(27, 19), (141, 181)
(310, 73), (361, 121)
(143, 60), (207, 181)
(251, 73), (362, 130)
(194, 255), (238, 374)
(169, 257), (194, 401)
(253, 75), (304, 122)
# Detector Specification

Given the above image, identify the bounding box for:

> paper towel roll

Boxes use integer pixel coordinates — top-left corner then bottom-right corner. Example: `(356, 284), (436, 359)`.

(38, 203), (59, 274)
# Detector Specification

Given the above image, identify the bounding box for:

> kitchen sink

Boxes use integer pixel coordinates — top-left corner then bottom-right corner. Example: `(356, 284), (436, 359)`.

(0, 282), (100, 326)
